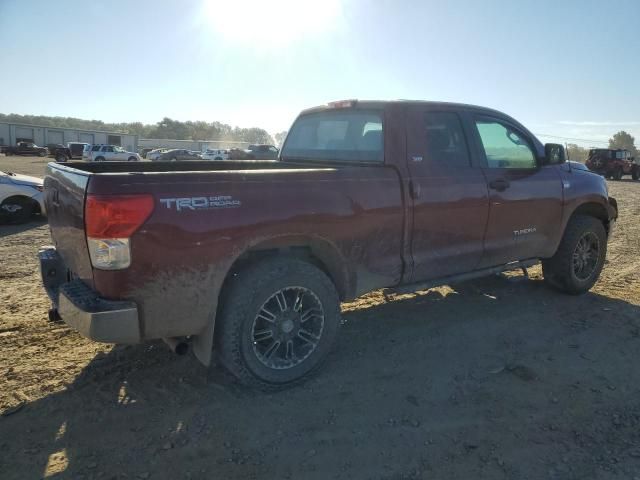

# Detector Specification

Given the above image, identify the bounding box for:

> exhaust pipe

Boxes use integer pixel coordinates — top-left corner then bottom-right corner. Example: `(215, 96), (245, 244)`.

(163, 337), (189, 356)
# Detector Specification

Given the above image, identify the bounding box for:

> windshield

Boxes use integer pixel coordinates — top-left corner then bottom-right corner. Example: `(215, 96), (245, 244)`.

(282, 109), (383, 163)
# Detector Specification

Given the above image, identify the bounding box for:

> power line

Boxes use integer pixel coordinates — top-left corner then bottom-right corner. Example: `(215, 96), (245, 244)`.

(533, 133), (609, 145)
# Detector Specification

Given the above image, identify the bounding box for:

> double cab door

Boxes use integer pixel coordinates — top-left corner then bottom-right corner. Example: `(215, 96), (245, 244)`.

(405, 105), (563, 283)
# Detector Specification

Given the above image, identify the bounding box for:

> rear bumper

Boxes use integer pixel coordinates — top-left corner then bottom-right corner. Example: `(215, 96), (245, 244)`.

(39, 247), (140, 343)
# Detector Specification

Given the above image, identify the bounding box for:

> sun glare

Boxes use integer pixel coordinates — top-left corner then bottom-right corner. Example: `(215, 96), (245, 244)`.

(201, 0), (343, 49)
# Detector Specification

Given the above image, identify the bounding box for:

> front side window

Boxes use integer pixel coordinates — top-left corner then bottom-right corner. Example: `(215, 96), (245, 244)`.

(282, 110), (383, 163)
(422, 112), (471, 167)
(475, 119), (536, 169)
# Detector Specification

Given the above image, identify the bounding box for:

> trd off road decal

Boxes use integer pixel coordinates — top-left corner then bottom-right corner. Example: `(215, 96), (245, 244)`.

(159, 196), (241, 211)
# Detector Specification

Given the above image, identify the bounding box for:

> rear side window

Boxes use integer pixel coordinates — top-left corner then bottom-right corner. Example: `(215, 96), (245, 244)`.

(282, 110), (383, 163)
(92, 145), (101, 151)
(422, 112), (471, 167)
(475, 119), (537, 169)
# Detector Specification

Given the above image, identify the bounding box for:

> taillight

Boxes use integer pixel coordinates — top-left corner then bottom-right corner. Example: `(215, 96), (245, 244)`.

(85, 194), (154, 270)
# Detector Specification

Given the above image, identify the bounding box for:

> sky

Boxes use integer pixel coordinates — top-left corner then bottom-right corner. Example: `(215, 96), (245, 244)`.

(1, 0), (639, 146)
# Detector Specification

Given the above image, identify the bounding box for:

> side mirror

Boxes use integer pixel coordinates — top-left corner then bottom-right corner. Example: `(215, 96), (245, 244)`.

(544, 143), (566, 165)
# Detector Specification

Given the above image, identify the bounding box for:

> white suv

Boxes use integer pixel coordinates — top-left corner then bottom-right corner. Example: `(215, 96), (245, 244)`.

(83, 145), (141, 162)
(201, 148), (229, 160)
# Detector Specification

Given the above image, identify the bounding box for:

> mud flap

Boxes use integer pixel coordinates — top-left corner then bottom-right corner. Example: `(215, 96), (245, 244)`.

(192, 316), (216, 366)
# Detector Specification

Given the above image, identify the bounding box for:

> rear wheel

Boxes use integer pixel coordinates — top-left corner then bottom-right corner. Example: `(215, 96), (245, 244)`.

(0, 196), (35, 224)
(215, 257), (341, 389)
(94, 156), (105, 162)
(55, 153), (68, 162)
(38, 151), (46, 157)
(632, 166), (639, 181)
(542, 215), (607, 295)
(170, 157), (178, 162)
(127, 156), (137, 162)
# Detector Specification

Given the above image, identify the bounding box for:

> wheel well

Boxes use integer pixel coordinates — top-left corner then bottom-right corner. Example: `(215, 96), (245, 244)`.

(222, 243), (351, 302)
(1, 195), (39, 213)
(571, 202), (610, 234)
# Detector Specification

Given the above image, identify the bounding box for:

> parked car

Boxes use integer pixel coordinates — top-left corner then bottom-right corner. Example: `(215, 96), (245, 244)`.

(140, 148), (155, 159)
(155, 149), (202, 161)
(227, 148), (253, 160)
(0, 170), (45, 223)
(1, 141), (48, 157)
(83, 144), (141, 162)
(48, 142), (89, 162)
(247, 144), (279, 159)
(585, 148), (640, 180)
(145, 149), (169, 161)
(39, 100), (617, 389)
(201, 148), (229, 160)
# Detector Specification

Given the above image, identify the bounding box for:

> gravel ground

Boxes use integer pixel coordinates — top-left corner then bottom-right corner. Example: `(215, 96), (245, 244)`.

(1, 155), (639, 479)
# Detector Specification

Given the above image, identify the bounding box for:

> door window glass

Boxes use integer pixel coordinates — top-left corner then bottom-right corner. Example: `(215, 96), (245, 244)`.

(475, 120), (536, 169)
(422, 112), (471, 167)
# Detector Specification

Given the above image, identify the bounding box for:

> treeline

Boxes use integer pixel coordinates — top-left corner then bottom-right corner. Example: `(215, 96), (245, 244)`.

(0, 113), (274, 144)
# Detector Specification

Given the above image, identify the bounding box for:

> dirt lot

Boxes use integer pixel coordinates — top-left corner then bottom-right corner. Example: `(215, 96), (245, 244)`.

(1, 155), (639, 479)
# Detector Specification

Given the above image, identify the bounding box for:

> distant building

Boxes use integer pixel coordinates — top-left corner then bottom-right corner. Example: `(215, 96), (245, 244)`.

(139, 138), (250, 152)
(0, 122), (138, 152)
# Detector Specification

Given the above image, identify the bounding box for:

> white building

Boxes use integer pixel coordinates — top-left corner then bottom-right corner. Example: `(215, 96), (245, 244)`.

(0, 122), (138, 152)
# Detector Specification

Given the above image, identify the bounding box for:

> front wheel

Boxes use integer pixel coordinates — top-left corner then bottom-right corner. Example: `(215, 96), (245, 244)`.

(215, 257), (341, 389)
(55, 153), (68, 163)
(542, 215), (607, 295)
(38, 151), (47, 157)
(127, 156), (137, 162)
(632, 166), (639, 181)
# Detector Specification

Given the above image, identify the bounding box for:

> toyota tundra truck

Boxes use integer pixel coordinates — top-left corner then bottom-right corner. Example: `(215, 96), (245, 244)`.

(39, 100), (618, 388)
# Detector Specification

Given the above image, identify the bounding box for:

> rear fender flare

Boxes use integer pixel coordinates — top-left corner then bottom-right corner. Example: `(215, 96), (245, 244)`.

(192, 234), (351, 366)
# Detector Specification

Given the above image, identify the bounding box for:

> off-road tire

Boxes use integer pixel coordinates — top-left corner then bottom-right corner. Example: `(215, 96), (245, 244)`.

(215, 257), (341, 390)
(0, 196), (35, 224)
(613, 167), (623, 180)
(542, 215), (607, 295)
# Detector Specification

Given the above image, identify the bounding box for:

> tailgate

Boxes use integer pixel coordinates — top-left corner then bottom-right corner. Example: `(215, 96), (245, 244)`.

(44, 163), (94, 286)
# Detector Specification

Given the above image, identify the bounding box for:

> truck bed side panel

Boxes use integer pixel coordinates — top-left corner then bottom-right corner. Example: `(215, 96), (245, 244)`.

(88, 167), (405, 339)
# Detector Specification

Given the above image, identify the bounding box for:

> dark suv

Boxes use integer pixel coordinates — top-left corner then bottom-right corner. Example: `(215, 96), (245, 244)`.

(586, 148), (640, 180)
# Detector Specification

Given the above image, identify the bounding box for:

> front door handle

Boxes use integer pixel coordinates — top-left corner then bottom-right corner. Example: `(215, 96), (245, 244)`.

(488, 178), (510, 191)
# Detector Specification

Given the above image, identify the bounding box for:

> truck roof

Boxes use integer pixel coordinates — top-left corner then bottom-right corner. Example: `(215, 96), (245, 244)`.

(301, 99), (510, 116)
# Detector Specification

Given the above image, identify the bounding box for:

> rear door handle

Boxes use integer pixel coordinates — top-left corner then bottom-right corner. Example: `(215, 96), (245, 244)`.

(488, 178), (510, 191)
(409, 180), (421, 199)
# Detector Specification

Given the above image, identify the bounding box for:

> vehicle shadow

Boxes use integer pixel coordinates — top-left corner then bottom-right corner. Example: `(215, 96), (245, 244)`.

(0, 217), (47, 237)
(3, 274), (640, 479)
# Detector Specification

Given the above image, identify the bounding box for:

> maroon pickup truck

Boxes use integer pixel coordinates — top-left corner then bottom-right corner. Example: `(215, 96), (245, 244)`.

(40, 100), (618, 388)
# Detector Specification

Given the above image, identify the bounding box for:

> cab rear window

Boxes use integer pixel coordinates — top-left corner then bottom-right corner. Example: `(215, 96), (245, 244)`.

(282, 110), (383, 163)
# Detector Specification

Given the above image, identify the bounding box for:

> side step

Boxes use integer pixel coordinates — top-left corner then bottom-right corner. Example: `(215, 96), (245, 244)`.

(386, 259), (539, 295)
